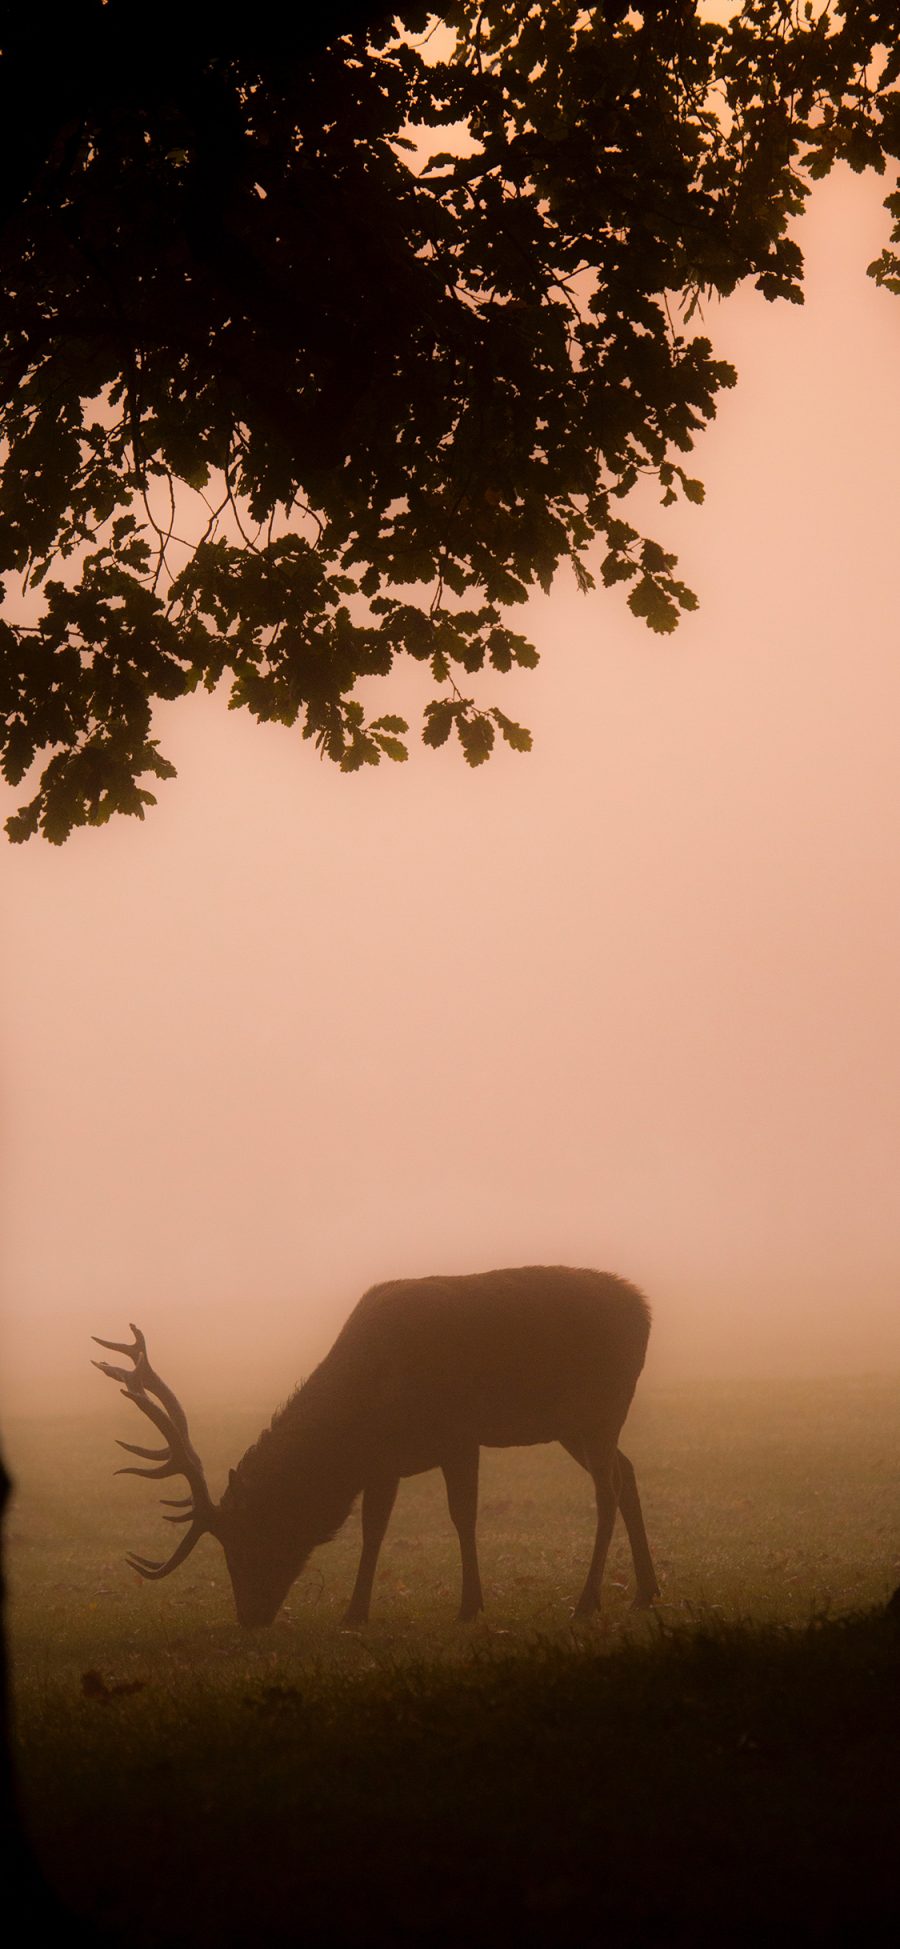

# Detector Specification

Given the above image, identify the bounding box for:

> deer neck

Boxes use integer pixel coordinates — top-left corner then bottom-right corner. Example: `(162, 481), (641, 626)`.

(231, 1364), (368, 1551)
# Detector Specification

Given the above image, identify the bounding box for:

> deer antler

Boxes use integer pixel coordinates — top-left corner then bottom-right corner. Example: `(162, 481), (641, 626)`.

(92, 1323), (219, 1579)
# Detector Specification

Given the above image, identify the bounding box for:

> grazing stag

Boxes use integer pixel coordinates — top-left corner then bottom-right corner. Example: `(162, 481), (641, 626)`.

(94, 1266), (659, 1627)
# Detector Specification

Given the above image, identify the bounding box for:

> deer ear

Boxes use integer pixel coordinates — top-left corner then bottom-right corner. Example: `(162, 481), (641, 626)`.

(228, 1468), (236, 1487)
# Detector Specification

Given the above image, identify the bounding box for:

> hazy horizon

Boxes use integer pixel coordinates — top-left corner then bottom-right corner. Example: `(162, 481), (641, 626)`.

(3, 164), (900, 1423)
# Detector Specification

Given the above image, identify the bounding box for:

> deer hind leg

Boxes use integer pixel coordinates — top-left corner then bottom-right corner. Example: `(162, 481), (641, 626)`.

(572, 1437), (620, 1617)
(615, 1449), (660, 1609)
(562, 1439), (658, 1613)
(343, 1476), (399, 1626)
(442, 1447), (484, 1622)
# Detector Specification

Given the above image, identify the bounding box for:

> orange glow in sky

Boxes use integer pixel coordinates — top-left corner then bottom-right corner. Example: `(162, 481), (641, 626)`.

(2, 166), (899, 1418)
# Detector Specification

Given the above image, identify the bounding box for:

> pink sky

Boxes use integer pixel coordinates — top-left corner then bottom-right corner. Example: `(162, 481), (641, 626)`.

(2, 164), (899, 1421)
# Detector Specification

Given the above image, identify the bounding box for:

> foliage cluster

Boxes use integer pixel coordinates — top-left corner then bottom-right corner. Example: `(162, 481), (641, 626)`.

(1, 1), (899, 839)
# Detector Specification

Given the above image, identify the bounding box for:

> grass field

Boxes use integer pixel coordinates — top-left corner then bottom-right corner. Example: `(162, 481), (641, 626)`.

(6, 1376), (900, 1944)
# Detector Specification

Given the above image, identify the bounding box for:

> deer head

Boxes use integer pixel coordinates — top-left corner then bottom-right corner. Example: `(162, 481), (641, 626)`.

(92, 1323), (298, 1627)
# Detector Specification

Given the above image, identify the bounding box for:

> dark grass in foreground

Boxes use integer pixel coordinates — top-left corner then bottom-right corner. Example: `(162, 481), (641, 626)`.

(7, 1378), (900, 1943)
(14, 1609), (900, 1946)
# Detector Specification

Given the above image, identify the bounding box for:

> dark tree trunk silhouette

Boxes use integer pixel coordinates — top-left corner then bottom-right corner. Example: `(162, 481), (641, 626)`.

(0, 1450), (79, 1929)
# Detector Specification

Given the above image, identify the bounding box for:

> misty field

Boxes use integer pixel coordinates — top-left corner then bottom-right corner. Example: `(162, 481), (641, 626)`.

(6, 1375), (900, 1945)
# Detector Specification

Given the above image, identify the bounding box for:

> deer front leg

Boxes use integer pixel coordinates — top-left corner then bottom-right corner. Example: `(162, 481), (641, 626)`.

(343, 1476), (399, 1625)
(442, 1447), (483, 1622)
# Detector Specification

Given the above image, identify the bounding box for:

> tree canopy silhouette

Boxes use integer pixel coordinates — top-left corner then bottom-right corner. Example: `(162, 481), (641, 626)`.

(1, 0), (897, 841)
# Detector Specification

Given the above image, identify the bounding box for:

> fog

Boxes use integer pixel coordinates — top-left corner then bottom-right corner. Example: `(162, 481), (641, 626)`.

(3, 169), (899, 1423)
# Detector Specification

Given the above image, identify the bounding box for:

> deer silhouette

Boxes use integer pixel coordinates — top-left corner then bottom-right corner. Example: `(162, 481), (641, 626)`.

(94, 1265), (659, 1626)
